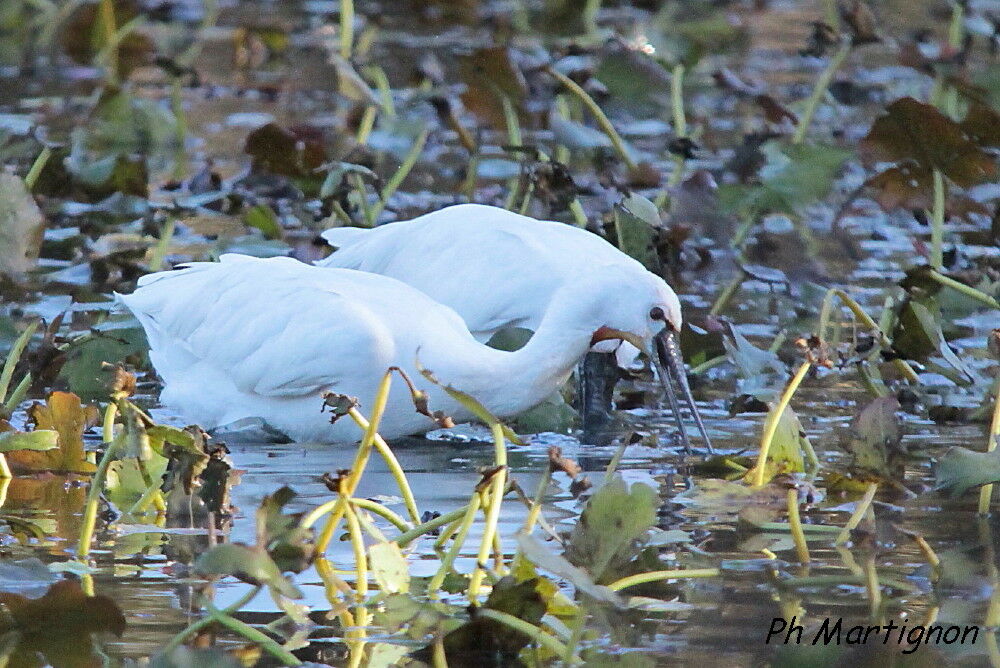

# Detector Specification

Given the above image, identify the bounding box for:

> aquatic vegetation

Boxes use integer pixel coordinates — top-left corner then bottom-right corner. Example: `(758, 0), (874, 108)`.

(0, 0), (999, 664)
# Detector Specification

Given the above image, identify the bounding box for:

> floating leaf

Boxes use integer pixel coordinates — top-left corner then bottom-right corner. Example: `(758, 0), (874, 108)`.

(864, 163), (933, 210)
(0, 172), (45, 277)
(760, 406), (807, 478)
(840, 396), (902, 479)
(416, 576), (551, 665)
(859, 97), (997, 188)
(58, 328), (147, 401)
(614, 193), (661, 272)
(458, 47), (527, 129)
(245, 122), (327, 178)
(244, 203), (283, 240)
(84, 88), (177, 153)
(256, 486), (314, 574)
(564, 475), (657, 583)
(61, 0), (154, 79)
(12, 392), (98, 474)
(0, 429), (58, 453)
(517, 533), (623, 607)
(936, 443), (1000, 497)
(721, 141), (853, 215)
(0, 579), (125, 667)
(194, 543), (302, 599)
(369, 541), (410, 594)
(892, 300), (939, 360)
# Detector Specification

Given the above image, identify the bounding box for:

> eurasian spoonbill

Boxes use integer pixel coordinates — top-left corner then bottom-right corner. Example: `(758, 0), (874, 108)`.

(318, 203), (712, 451)
(121, 253), (695, 445)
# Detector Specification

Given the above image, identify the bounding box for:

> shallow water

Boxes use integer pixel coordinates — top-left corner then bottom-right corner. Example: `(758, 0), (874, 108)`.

(2, 0), (999, 665)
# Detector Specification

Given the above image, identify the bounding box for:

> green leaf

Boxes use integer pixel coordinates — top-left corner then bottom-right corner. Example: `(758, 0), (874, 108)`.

(840, 396), (902, 478)
(892, 300), (939, 360)
(194, 543), (302, 599)
(936, 441), (1000, 497)
(516, 533), (622, 607)
(613, 193), (660, 272)
(244, 204), (282, 240)
(0, 430), (58, 453)
(564, 475), (657, 583)
(763, 405), (807, 475)
(58, 329), (147, 401)
(721, 141), (852, 215)
(256, 486), (314, 574)
(368, 541), (410, 594)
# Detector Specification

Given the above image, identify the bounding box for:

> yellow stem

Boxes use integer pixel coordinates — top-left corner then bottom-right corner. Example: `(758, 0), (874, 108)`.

(835, 481), (878, 545)
(787, 487), (810, 564)
(751, 362), (811, 487)
(607, 568), (720, 591)
(344, 500), (368, 600)
(468, 423), (507, 602)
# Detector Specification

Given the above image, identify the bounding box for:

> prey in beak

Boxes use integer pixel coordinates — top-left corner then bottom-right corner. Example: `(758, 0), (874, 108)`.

(590, 323), (714, 454)
(653, 325), (714, 454)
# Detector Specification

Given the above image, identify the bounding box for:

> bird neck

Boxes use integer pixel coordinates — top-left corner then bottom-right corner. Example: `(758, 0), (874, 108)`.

(428, 296), (598, 420)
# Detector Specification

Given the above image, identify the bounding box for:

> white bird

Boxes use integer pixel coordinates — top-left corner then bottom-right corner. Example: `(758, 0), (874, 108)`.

(120, 253), (688, 444)
(318, 203), (712, 450)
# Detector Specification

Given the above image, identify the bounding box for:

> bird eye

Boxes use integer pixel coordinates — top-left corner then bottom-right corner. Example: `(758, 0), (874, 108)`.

(649, 306), (665, 321)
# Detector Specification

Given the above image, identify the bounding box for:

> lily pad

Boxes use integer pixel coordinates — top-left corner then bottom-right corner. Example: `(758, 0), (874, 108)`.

(0, 172), (45, 277)
(369, 541), (410, 594)
(12, 392), (98, 474)
(936, 442), (1000, 497)
(614, 193), (661, 272)
(564, 475), (657, 583)
(194, 543), (302, 599)
(859, 97), (996, 188)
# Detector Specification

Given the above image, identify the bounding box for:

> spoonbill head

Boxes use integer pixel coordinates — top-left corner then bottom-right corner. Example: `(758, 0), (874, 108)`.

(120, 255), (701, 445)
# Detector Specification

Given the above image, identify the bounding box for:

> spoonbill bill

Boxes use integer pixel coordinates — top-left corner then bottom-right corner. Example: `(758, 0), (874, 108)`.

(120, 253), (698, 445)
(318, 203), (712, 451)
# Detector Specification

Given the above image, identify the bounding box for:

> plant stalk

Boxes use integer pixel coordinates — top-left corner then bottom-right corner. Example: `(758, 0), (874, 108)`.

(751, 362), (811, 487)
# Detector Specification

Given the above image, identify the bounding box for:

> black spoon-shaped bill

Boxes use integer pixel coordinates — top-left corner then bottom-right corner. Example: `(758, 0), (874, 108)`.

(654, 328), (714, 455)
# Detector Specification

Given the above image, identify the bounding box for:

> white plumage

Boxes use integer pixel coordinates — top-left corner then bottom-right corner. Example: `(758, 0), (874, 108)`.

(318, 204), (681, 359)
(120, 254), (679, 443)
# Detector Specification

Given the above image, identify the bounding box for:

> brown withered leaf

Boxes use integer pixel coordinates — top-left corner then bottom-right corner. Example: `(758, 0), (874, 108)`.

(864, 163), (934, 210)
(0, 173), (45, 278)
(0, 579), (125, 667)
(458, 47), (528, 129)
(755, 95), (797, 124)
(547, 446), (582, 479)
(840, 0), (880, 45)
(960, 103), (1000, 149)
(12, 392), (98, 474)
(61, 0), (154, 79)
(245, 123), (327, 178)
(859, 97), (997, 188)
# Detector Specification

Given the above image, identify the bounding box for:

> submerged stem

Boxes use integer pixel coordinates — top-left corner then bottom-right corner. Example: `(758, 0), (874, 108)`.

(835, 481), (878, 545)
